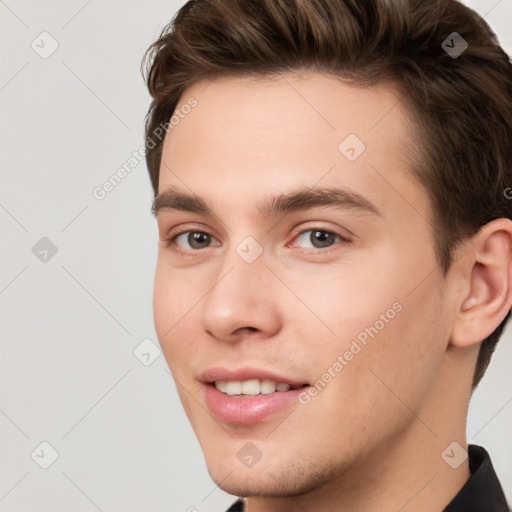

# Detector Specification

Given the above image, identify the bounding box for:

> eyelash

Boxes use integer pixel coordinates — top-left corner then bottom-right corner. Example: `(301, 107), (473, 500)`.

(162, 226), (350, 255)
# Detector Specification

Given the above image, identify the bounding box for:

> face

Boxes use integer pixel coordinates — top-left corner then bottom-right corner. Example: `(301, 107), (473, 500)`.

(153, 72), (452, 497)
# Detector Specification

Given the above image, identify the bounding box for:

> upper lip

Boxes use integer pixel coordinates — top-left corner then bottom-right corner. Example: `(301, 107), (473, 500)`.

(201, 366), (310, 387)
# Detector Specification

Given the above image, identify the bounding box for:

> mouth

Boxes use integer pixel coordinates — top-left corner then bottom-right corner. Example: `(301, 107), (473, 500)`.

(208, 379), (309, 397)
(200, 367), (311, 424)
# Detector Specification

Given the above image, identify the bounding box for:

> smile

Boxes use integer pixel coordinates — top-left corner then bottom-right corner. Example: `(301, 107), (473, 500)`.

(214, 379), (307, 396)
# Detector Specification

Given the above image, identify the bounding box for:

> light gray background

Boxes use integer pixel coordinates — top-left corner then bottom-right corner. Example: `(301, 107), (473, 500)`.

(1, 1), (511, 510)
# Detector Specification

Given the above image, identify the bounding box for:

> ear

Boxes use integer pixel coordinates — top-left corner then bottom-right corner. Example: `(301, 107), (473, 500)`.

(450, 218), (512, 348)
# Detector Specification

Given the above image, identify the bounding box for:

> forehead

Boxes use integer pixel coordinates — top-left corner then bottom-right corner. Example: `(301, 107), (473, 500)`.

(165, 72), (410, 152)
(157, 71), (427, 223)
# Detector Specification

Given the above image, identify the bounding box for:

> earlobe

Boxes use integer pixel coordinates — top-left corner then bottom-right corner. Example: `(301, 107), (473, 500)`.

(451, 218), (512, 348)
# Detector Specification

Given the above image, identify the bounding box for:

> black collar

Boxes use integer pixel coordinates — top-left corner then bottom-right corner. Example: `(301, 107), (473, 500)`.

(443, 444), (509, 511)
(225, 445), (510, 512)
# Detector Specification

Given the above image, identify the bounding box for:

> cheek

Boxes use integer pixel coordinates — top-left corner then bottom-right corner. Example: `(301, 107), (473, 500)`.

(285, 281), (447, 460)
(152, 263), (197, 370)
(324, 276), (447, 416)
(153, 259), (199, 329)
(281, 262), (404, 352)
(153, 267), (173, 342)
(286, 247), (447, 396)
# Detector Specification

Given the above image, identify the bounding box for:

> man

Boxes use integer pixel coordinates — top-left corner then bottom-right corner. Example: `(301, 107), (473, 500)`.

(142, 0), (512, 510)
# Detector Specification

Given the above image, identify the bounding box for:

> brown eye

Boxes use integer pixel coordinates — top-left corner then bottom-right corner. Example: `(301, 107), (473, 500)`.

(293, 228), (345, 250)
(310, 230), (337, 248)
(167, 230), (221, 251)
(186, 232), (211, 249)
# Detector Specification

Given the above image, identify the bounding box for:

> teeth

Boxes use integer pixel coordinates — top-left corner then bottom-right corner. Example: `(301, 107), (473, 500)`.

(260, 379), (276, 394)
(241, 379), (260, 395)
(214, 379), (296, 395)
(225, 381), (242, 395)
(215, 381), (227, 393)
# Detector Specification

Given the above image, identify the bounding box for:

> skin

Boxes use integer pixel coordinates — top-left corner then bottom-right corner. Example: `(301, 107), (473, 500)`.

(152, 71), (512, 512)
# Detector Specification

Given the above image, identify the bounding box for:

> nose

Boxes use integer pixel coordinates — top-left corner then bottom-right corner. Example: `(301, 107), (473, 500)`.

(200, 245), (282, 342)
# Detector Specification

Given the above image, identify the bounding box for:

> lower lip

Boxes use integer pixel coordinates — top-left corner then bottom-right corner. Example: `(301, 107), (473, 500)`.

(203, 383), (307, 424)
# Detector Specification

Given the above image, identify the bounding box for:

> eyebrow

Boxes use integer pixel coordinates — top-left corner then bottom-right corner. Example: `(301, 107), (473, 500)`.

(152, 186), (381, 218)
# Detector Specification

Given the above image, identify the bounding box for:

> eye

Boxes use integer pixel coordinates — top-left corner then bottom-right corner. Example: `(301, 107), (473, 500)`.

(165, 230), (221, 251)
(290, 227), (348, 250)
(162, 226), (349, 254)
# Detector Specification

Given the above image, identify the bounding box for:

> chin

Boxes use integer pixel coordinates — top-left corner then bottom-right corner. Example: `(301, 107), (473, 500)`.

(205, 453), (341, 499)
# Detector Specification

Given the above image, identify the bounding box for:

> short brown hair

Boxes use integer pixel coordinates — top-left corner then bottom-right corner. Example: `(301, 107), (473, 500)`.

(142, 0), (512, 389)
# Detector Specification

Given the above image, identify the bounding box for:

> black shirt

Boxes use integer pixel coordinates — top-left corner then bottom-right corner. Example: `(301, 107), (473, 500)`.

(225, 445), (510, 511)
